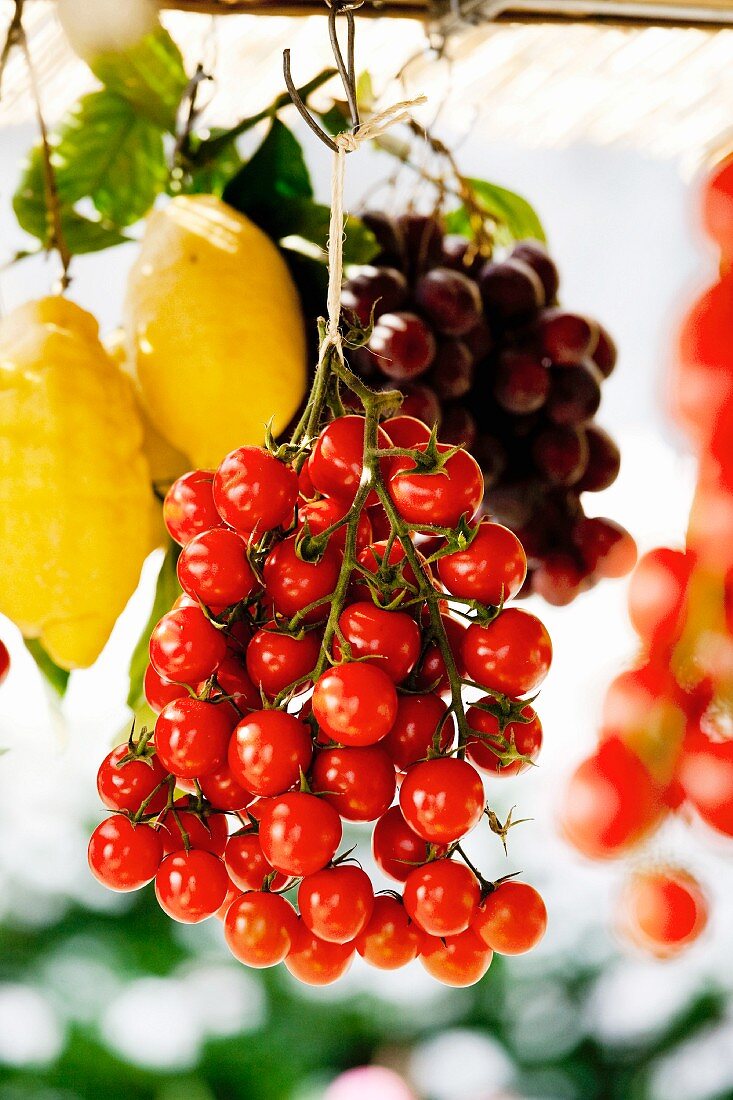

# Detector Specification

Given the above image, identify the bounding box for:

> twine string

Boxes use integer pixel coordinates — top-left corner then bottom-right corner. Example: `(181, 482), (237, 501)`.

(320, 94), (427, 362)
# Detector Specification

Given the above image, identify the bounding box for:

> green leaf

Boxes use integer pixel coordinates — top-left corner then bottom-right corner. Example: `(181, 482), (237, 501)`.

(282, 246), (329, 320)
(126, 541), (181, 712)
(279, 200), (378, 266)
(50, 90), (168, 226)
(90, 26), (188, 132)
(445, 177), (546, 246)
(223, 119), (313, 215)
(24, 639), (70, 698)
(13, 145), (129, 254)
(177, 130), (243, 197)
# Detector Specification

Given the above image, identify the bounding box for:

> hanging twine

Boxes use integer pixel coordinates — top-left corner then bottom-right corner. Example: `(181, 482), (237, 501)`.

(321, 94), (427, 362)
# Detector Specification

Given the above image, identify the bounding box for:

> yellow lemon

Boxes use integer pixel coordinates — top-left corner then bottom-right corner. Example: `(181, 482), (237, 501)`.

(0, 297), (156, 669)
(124, 195), (307, 468)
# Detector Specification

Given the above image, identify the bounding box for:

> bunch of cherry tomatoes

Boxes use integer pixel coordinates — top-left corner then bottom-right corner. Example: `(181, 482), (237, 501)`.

(559, 155), (733, 958)
(89, 404), (551, 987)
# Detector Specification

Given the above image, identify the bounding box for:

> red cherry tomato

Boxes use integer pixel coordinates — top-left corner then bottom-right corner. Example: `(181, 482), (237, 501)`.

(213, 446), (298, 535)
(155, 849), (229, 923)
(0, 640), (10, 687)
(702, 154), (733, 253)
(88, 816), (163, 892)
(420, 928), (493, 987)
(284, 919), (355, 986)
(224, 832), (288, 892)
(245, 625), (321, 699)
(158, 798), (229, 856)
(264, 536), (341, 624)
(258, 792), (342, 877)
(388, 443), (484, 528)
(627, 547), (692, 651)
(332, 602), (422, 684)
(225, 890), (297, 967)
(381, 415), (432, 449)
(163, 470), (221, 547)
(154, 697), (233, 779)
(177, 528), (257, 607)
(297, 496), (373, 554)
(371, 806), (437, 882)
(311, 745), (396, 822)
(355, 895), (421, 970)
(210, 655), (261, 713)
(618, 867), (707, 957)
(672, 276), (733, 448)
(560, 737), (664, 859)
(382, 693), (453, 772)
(462, 608), (552, 697)
(96, 745), (168, 814)
(149, 606), (227, 684)
(414, 614), (467, 693)
(312, 664), (398, 746)
(437, 521), (527, 606)
(198, 763), (254, 812)
(298, 864), (375, 944)
(465, 700), (542, 777)
(399, 758), (484, 844)
(403, 859), (480, 937)
(677, 728), (733, 836)
(472, 881), (547, 955)
(228, 710), (313, 798)
(144, 663), (188, 713)
(308, 415), (393, 504)
(353, 539), (430, 606)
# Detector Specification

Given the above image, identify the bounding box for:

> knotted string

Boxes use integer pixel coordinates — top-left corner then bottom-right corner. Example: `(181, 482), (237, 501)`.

(320, 94), (427, 363)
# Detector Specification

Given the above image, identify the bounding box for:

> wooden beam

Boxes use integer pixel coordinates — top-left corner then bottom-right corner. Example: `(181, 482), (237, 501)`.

(158, 1), (431, 15)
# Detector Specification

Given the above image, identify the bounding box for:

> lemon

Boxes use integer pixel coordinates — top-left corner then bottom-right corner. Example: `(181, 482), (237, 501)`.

(0, 297), (156, 669)
(124, 195), (307, 469)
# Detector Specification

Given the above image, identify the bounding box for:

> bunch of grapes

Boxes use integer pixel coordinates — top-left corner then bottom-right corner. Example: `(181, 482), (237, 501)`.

(88, 398), (551, 988)
(342, 211), (637, 604)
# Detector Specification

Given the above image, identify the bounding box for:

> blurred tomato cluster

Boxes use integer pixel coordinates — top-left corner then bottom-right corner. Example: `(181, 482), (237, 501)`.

(559, 155), (733, 959)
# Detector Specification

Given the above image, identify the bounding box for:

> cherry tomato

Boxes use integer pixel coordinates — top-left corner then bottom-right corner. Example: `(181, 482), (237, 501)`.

(332, 602), (422, 684)
(672, 276), (733, 448)
(0, 640), (9, 687)
(198, 763), (253, 812)
(414, 614), (467, 693)
(702, 154), (733, 254)
(210, 655), (261, 713)
(144, 663), (187, 714)
(213, 446), (298, 535)
(298, 496), (373, 554)
(158, 798), (229, 856)
(264, 536), (341, 624)
(618, 867), (707, 958)
(228, 710), (313, 798)
(308, 415), (393, 504)
(284, 919), (355, 986)
(177, 528), (257, 607)
(400, 758), (484, 843)
(155, 697), (233, 779)
(245, 625), (321, 699)
(311, 745), (396, 822)
(215, 876), (241, 921)
(388, 443), (484, 528)
(355, 895), (421, 969)
(224, 831), (288, 892)
(258, 792), (342, 876)
(88, 815), (163, 892)
(472, 881), (547, 954)
(627, 547), (692, 651)
(465, 700), (542, 777)
(382, 693), (453, 772)
(420, 928), (493, 987)
(381, 415), (432, 449)
(97, 744), (168, 814)
(352, 539), (430, 606)
(677, 728), (733, 836)
(163, 470), (221, 546)
(225, 890), (297, 967)
(149, 606), (227, 684)
(462, 608), (552, 697)
(298, 864), (375, 944)
(312, 664), (398, 746)
(437, 520), (526, 606)
(371, 805), (445, 882)
(155, 850), (229, 923)
(560, 737), (664, 859)
(403, 859), (480, 936)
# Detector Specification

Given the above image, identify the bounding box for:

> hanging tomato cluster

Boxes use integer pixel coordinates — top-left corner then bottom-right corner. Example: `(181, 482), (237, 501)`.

(343, 211), (637, 605)
(559, 155), (733, 958)
(88, 387), (551, 987)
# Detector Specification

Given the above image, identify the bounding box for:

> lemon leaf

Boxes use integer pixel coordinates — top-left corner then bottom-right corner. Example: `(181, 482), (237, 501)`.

(90, 26), (187, 132)
(24, 639), (70, 698)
